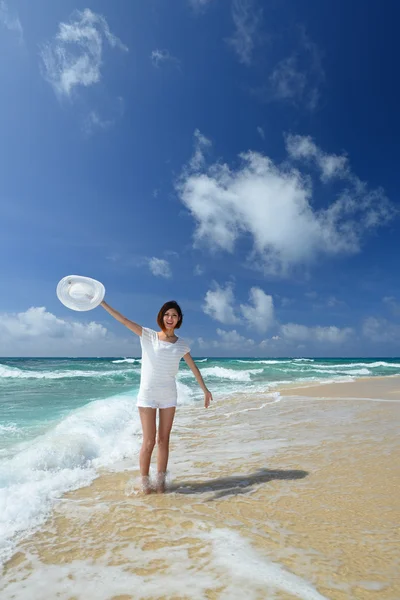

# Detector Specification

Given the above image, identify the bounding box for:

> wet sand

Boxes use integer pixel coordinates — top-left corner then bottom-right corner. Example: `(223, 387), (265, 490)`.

(286, 374), (400, 400)
(2, 377), (399, 599)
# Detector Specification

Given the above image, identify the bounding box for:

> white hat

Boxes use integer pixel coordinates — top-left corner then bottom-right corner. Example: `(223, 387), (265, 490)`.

(56, 275), (105, 311)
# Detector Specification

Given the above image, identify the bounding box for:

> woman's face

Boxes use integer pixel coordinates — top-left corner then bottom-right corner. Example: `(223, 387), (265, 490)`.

(163, 309), (180, 330)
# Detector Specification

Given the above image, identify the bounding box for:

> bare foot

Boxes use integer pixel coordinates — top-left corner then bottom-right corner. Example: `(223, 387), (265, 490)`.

(141, 476), (152, 495)
(156, 472), (166, 494)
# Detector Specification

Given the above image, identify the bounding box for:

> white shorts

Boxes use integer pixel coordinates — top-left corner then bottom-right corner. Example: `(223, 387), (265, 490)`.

(136, 397), (177, 410)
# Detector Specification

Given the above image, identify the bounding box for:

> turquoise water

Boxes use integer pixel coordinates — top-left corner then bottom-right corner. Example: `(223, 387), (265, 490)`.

(1, 356), (400, 448)
(0, 355), (399, 565)
(0, 357), (143, 449)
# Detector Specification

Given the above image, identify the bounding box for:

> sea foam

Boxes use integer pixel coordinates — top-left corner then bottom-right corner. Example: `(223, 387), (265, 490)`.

(0, 365), (138, 380)
(200, 366), (264, 382)
(0, 392), (141, 566)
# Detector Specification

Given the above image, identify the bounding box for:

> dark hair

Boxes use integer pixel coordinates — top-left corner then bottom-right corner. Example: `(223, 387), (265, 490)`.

(157, 301), (183, 331)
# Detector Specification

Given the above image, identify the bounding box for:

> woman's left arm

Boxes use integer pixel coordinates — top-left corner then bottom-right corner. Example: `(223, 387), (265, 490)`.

(183, 353), (213, 408)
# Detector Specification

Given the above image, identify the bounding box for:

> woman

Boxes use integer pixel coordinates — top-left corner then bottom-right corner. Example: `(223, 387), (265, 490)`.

(100, 299), (212, 493)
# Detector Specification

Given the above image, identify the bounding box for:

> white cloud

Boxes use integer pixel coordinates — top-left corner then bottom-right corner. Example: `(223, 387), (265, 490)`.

(270, 57), (306, 102)
(203, 283), (274, 333)
(281, 323), (353, 344)
(190, 129), (212, 170)
(240, 287), (274, 333)
(199, 328), (255, 350)
(286, 134), (349, 182)
(189, 0), (213, 8)
(326, 296), (344, 308)
(108, 254), (175, 278)
(164, 250), (180, 259)
(40, 8), (128, 99)
(151, 49), (180, 68)
(194, 264), (204, 276)
(148, 257), (172, 279)
(0, 0), (23, 41)
(228, 0), (262, 65)
(256, 126), (265, 140)
(259, 335), (280, 349)
(0, 307), (137, 357)
(362, 317), (400, 344)
(269, 28), (324, 110)
(0, 306), (106, 340)
(198, 319), (355, 353)
(203, 282), (238, 324)
(83, 97), (124, 134)
(177, 130), (394, 275)
(215, 328), (255, 349)
(304, 292), (344, 310)
(383, 296), (400, 316)
(197, 337), (207, 349)
(280, 297), (293, 307)
(287, 134), (395, 230)
(305, 291), (318, 300)
(83, 110), (113, 135)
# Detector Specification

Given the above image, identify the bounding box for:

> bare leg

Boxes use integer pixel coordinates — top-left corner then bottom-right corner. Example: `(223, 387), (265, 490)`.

(138, 408), (157, 493)
(156, 407), (176, 493)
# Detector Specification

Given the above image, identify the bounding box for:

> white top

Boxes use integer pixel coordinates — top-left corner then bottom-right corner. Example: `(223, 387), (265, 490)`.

(137, 327), (191, 403)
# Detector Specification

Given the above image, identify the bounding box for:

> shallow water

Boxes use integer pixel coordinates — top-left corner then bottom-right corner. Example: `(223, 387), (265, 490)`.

(1, 358), (399, 598)
(2, 384), (399, 599)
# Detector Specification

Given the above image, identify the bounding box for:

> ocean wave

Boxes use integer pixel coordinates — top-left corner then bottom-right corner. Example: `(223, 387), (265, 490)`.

(0, 392), (141, 566)
(235, 359), (292, 365)
(364, 361), (400, 368)
(176, 381), (197, 404)
(255, 360), (291, 365)
(0, 424), (20, 435)
(293, 358), (314, 362)
(195, 358), (208, 363)
(311, 368), (371, 376)
(201, 367), (264, 382)
(0, 365), (139, 380)
(112, 358), (141, 364)
(311, 361), (400, 370)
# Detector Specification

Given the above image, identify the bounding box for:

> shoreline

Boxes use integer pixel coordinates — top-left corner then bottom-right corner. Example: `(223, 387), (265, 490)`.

(2, 374), (399, 599)
(274, 373), (400, 399)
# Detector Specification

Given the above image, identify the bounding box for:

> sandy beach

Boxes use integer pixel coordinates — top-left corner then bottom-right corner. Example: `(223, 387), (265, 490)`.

(2, 376), (399, 599)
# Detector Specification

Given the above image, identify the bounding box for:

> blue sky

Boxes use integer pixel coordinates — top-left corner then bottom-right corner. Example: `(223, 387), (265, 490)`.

(0, 0), (399, 357)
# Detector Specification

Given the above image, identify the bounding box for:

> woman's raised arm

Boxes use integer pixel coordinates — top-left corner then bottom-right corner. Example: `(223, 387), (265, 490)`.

(100, 301), (142, 336)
